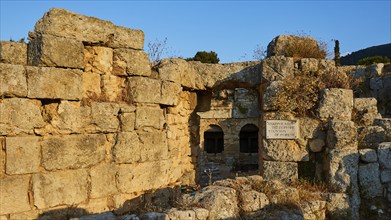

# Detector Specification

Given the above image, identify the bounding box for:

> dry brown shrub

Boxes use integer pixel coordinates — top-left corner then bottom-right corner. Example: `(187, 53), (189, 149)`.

(285, 37), (328, 60)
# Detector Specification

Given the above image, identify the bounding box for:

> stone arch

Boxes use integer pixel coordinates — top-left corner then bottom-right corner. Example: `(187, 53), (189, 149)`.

(239, 124), (259, 153)
(204, 124), (224, 153)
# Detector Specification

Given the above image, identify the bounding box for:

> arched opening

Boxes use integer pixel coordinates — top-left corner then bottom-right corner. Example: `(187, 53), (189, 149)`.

(204, 125), (224, 154)
(239, 124), (259, 153)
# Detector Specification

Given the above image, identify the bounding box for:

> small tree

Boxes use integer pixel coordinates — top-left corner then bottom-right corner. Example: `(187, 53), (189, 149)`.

(188, 51), (220, 64)
(147, 37), (168, 64)
(357, 56), (390, 66)
(252, 44), (266, 60)
(334, 40), (341, 66)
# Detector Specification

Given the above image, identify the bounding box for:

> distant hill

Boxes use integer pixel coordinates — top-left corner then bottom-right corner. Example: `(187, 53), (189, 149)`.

(340, 43), (391, 65)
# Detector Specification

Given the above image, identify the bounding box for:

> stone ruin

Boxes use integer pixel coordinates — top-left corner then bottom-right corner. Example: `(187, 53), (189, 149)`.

(1, 8), (391, 220)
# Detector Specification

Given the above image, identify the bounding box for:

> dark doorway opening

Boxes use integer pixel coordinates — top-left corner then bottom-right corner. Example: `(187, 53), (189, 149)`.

(204, 125), (224, 153)
(239, 124), (259, 153)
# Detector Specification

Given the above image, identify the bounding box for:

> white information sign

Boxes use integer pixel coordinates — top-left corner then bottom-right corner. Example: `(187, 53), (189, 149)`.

(266, 120), (299, 139)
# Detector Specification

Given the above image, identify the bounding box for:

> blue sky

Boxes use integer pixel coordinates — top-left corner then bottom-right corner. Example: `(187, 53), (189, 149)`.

(1, 0), (390, 63)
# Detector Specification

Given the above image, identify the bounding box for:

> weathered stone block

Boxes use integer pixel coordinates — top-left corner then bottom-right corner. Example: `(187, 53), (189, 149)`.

(353, 98), (381, 126)
(26, 66), (83, 100)
(318, 88), (353, 121)
(0, 98), (45, 135)
(325, 193), (351, 219)
(262, 139), (308, 162)
(34, 8), (144, 49)
(300, 200), (326, 220)
(261, 56), (294, 82)
(157, 58), (183, 83)
(378, 142), (391, 169)
(28, 34), (84, 69)
(138, 129), (168, 162)
(239, 190), (269, 212)
(158, 58), (202, 90)
(84, 46), (113, 74)
(358, 163), (383, 198)
(0, 63), (27, 97)
(6, 136), (40, 174)
(165, 209), (196, 220)
(357, 126), (386, 148)
(188, 186), (238, 220)
(113, 132), (140, 163)
(135, 105), (165, 130)
(262, 161), (298, 182)
(129, 77), (161, 103)
(90, 163), (118, 198)
(0, 41), (27, 65)
(41, 134), (106, 170)
(299, 58), (319, 72)
(113, 49), (151, 76)
(82, 71), (101, 98)
(326, 148), (358, 193)
(32, 169), (88, 209)
(116, 161), (171, 193)
(120, 112), (135, 132)
(327, 121), (357, 149)
(101, 74), (125, 102)
(374, 118), (391, 141)
(91, 102), (120, 132)
(0, 175), (31, 215)
(161, 81), (182, 106)
(381, 170), (391, 183)
(359, 149), (377, 163)
(0, 138), (4, 178)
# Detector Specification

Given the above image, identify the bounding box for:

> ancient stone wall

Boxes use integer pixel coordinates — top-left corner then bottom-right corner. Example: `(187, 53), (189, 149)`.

(0, 8), (262, 219)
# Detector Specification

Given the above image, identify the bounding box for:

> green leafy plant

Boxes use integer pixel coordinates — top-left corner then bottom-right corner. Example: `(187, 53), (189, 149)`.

(187, 51), (220, 64)
(357, 56), (390, 66)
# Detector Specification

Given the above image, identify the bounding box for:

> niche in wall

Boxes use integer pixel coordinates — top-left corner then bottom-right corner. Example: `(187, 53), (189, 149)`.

(204, 125), (224, 153)
(239, 124), (259, 153)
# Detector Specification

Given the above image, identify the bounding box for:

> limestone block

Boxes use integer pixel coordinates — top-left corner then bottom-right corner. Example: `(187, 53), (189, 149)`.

(113, 49), (151, 76)
(91, 102), (120, 132)
(262, 81), (287, 111)
(0, 41), (27, 65)
(197, 108), (232, 119)
(239, 190), (269, 212)
(161, 81), (182, 106)
(26, 66), (83, 100)
(113, 132), (140, 163)
(0, 63), (27, 97)
(0, 138), (4, 177)
(138, 129), (168, 162)
(32, 169), (88, 209)
(366, 63), (384, 77)
(262, 161), (298, 182)
(374, 118), (391, 141)
(359, 149), (377, 163)
(0, 98), (45, 135)
(261, 56), (294, 82)
(262, 139), (308, 162)
(116, 161), (171, 193)
(325, 193), (351, 219)
(381, 170), (391, 183)
(158, 58), (202, 90)
(90, 163), (118, 198)
(28, 34), (84, 69)
(378, 142), (391, 169)
(188, 186), (238, 220)
(49, 100), (90, 133)
(101, 74), (125, 102)
(6, 136), (40, 174)
(120, 112), (135, 132)
(9, 210), (40, 220)
(326, 148), (358, 193)
(370, 77), (383, 90)
(165, 209), (196, 220)
(358, 163), (383, 198)
(128, 77), (161, 103)
(157, 58), (183, 83)
(41, 134), (106, 170)
(84, 46), (113, 74)
(76, 198), (111, 215)
(34, 8), (144, 50)
(299, 58), (319, 72)
(353, 98), (381, 126)
(317, 88), (353, 121)
(0, 175), (31, 215)
(135, 105), (165, 130)
(327, 121), (357, 149)
(82, 71), (101, 98)
(300, 200), (326, 220)
(357, 126), (385, 148)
